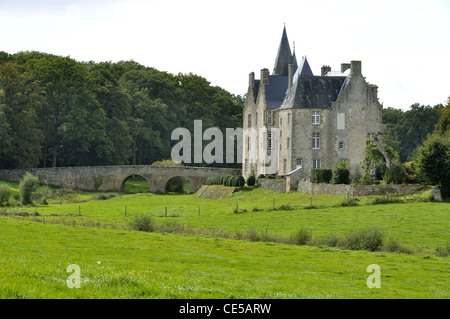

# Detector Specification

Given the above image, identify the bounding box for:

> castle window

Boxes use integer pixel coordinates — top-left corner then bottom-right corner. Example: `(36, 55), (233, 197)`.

(339, 141), (344, 150)
(248, 136), (251, 151)
(267, 132), (272, 149)
(288, 113), (291, 124)
(312, 111), (320, 125)
(265, 111), (273, 125)
(255, 112), (258, 126)
(313, 159), (321, 169)
(296, 159), (302, 169)
(287, 137), (290, 150)
(248, 114), (252, 127)
(312, 133), (320, 149)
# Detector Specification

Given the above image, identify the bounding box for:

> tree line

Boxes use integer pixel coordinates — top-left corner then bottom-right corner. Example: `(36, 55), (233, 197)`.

(0, 51), (244, 169)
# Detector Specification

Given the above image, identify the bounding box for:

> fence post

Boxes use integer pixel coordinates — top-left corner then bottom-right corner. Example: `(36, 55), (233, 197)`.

(124, 206), (127, 216)
(165, 207), (167, 217)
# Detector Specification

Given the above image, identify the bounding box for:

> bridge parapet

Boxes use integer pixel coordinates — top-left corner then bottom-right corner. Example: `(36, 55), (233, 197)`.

(0, 165), (241, 193)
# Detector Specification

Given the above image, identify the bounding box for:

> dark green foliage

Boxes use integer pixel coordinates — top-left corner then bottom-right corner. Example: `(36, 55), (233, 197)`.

(19, 172), (39, 205)
(383, 104), (443, 162)
(0, 52), (244, 169)
(293, 227), (312, 245)
(129, 214), (154, 232)
(312, 168), (332, 183)
(206, 175), (244, 187)
(342, 226), (385, 252)
(333, 161), (350, 184)
(414, 133), (450, 197)
(0, 183), (12, 206)
(246, 175), (256, 186)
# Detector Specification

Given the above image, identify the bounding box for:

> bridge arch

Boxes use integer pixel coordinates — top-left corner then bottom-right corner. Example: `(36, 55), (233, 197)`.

(119, 174), (151, 193)
(164, 175), (194, 194)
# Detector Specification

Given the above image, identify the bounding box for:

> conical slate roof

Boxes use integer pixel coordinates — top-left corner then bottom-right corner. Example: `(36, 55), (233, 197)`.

(273, 26), (293, 76)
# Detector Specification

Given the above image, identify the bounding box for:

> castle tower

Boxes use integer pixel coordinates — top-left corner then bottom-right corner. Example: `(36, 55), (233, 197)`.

(273, 26), (296, 76)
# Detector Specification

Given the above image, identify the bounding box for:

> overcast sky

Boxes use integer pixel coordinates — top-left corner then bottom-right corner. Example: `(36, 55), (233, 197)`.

(1, 0), (449, 110)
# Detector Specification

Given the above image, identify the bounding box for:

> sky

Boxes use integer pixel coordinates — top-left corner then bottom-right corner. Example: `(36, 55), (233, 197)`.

(0, 0), (449, 110)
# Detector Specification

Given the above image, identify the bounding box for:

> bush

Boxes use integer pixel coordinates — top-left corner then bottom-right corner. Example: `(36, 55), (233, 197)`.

(339, 196), (359, 207)
(19, 172), (39, 205)
(247, 175), (256, 186)
(312, 168), (332, 183)
(293, 227), (312, 245)
(319, 233), (341, 247)
(233, 176), (245, 187)
(129, 214), (154, 232)
(435, 242), (450, 257)
(0, 183), (12, 207)
(333, 168), (350, 184)
(342, 226), (384, 252)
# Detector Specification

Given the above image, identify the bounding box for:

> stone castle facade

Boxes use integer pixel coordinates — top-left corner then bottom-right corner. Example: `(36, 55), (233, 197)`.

(242, 26), (383, 181)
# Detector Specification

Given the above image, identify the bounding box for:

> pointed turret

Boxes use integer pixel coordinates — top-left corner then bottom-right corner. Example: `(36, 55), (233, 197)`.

(273, 26), (293, 76)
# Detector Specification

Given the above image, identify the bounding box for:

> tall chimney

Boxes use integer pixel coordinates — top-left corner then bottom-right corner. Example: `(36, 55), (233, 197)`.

(249, 72), (255, 88)
(261, 68), (269, 84)
(350, 61), (361, 76)
(288, 64), (294, 90)
(321, 65), (331, 76)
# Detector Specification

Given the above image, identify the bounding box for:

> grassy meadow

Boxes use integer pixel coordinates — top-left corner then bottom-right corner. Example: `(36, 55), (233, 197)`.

(0, 179), (449, 299)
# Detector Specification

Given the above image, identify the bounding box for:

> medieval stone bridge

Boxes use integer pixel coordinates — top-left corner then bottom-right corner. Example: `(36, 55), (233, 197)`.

(0, 165), (241, 193)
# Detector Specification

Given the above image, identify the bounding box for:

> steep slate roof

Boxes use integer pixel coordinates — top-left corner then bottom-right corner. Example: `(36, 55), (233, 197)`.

(273, 26), (293, 76)
(294, 56), (313, 77)
(265, 75), (289, 108)
(280, 76), (347, 109)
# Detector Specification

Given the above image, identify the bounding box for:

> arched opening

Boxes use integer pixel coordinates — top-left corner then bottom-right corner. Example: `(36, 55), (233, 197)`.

(120, 175), (151, 193)
(164, 176), (194, 194)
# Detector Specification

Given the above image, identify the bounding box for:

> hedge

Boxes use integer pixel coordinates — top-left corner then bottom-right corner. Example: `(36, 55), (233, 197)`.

(206, 175), (245, 187)
(312, 168), (333, 183)
(333, 168), (350, 184)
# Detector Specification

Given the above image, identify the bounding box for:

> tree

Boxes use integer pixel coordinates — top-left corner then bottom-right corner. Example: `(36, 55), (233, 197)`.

(413, 97), (450, 197)
(0, 62), (44, 168)
(19, 172), (39, 205)
(414, 133), (450, 197)
(362, 138), (405, 184)
(383, 104), (442, 162)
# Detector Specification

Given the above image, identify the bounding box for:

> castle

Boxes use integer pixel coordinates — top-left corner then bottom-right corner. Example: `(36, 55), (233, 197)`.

(242, 26), (383, 183)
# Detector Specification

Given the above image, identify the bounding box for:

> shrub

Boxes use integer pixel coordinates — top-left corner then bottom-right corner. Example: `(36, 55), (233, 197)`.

(293, 227), (312, 245)
(368, 195), (402, 205)
(435, 242), (450, 257)
(0, 183), (12, 207)
(312, 168), (332, 183)
(339, 196), (360, 207)
(129, 214), (154, 232)
(247, 175), (256, 186)
(320, 233), (342, 247)
(333, 168), (350, 184)
(233, 176), (245, 187)
(343, 226), (384, 252)
(19, 172), (39, 205)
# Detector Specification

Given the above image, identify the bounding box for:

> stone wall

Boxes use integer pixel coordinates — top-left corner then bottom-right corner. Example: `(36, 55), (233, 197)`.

(0, 166), (241, 193)
(298, 181), (425, 197)
(258, 178), (287, 193)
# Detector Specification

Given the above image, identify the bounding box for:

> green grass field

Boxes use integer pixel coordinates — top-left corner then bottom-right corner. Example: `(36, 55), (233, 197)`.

(0, 181), (449, 299)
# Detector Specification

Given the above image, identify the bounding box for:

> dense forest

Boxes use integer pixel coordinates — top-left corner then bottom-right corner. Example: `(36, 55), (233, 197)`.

(0, 51), (244, 169)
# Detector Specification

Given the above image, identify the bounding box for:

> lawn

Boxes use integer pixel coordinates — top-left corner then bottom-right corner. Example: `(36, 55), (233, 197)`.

(0, 217), (448, 299)
(0, 181), (449, 299)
